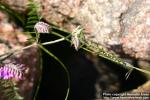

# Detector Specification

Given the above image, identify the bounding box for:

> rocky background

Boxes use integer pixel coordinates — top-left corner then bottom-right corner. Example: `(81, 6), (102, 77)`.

(0, 0), (150, 100)
(0, 11), (41, 100)
(1, 0), (150, 60)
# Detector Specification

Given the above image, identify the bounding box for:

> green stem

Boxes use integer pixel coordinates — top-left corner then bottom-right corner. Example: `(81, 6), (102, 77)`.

(51, 31), (150, 76)
(51, 32), (71, 42)
(33, 67), (42, 100)
(41, 38), (65, 45)
(0, 38), (66, 57)
(38, 44), (70, 100)
(51, 26), (70, 34)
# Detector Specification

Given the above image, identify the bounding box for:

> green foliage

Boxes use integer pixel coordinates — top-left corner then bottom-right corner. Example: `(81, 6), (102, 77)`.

(0, 1), (71, 100)
(0, 1), (40, 100)
(0, 80), (23, 100)
(25, 2), (70, 100)
(0, 3), (25, 26)
(25, 2), (41, 32)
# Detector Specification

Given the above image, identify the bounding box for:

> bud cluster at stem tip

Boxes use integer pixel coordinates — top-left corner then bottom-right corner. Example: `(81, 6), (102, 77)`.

(34, 21), (50, 33)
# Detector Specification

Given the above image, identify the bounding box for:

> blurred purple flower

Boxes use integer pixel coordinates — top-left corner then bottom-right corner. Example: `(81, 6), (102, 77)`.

(34, 21), (50, 33)
(0, 63), (25, 80)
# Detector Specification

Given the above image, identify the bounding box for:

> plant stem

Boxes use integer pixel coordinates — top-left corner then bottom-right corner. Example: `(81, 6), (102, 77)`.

(41, 38), (65, 45)
(51, 31), (150, 76)
(0, 38), (66, 57)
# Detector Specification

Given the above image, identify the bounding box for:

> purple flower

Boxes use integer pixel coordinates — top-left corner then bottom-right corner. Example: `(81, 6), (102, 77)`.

(0, 63), (25, 80)
(34, 21), (50, 33)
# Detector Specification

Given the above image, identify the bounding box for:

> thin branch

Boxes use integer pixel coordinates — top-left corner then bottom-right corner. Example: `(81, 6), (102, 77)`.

(0, 38), (66, 58)
(41, 38), (65, 45)
(51, 31), (150, 76)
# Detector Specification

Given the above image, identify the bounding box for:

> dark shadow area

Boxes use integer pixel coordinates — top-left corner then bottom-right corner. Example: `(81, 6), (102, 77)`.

(100, 59), (147, 92)
(36, 32), (147, 100)
(36, 33), (99, 100)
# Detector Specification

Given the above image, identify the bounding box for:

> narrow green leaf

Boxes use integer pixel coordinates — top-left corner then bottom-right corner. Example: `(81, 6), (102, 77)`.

(0, 3), (25, 26)
(26, 20), (38, 24)
(28, 11), (37, 16)
(25, 25), (35, 29)
(27, 16), (39, 21)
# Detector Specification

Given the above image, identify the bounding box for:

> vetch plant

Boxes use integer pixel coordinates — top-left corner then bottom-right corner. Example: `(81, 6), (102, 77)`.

(52, 25), (150, 77)
(71, 26), (150, 77)
(0, 1), (150, 100)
